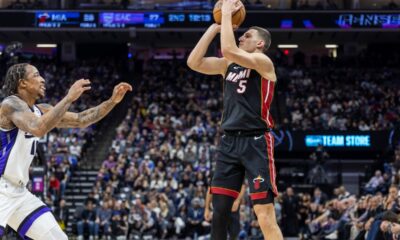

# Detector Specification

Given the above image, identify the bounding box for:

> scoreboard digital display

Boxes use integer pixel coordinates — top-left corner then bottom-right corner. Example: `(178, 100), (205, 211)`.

(98, 12), (165, 28)
(0, 11), (398, 30)
(33, 11), (212, 29)
(35, 11), (97, 28)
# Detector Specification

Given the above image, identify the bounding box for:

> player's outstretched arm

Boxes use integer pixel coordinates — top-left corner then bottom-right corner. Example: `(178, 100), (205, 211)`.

(1, 79), (91, 137)
(220, 0), (273, 79)
(187, 23), (228, 76)
(38, 82), (132, 128)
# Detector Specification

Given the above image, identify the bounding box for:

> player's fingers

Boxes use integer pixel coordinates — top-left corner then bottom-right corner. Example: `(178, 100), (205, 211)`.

(115, 82), (126, 88)
(78, 78), (90, 83)
(120, 82), (133, 91)
(123, 85), (133, 91)
(82, 86), (91, 91)
(79, 79), (91, 86)
(234, 3), (242, 11)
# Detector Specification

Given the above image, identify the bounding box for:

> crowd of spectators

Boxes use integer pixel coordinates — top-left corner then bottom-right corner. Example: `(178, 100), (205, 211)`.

(74, 59), (226, 240)
(40, 58), (124, 230)
(1, 46), (398, 240)
(70, 53), (400, 239)
(278, 142), (400, 240)
(281, 66), (399, 131)
(277, 51), (400, 131)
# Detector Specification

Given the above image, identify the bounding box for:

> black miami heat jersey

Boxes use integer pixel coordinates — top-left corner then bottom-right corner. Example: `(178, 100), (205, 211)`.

(221, 63), (275, 131)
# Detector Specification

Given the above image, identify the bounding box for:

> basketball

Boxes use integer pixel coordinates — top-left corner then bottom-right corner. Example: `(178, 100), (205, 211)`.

(213, 0), (246, 27)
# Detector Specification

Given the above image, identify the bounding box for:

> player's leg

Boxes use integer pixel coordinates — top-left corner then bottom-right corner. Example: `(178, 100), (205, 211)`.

(227, 210), (240, 240)
(210, 135), (244, 240)
(0, 178), (27, 238)
(0, 192), (15, 238)
(7, 191), (67, 240)
(243, 132), (283, 240)
(211, 195), (235, 240)
(253, 201), (282, 240)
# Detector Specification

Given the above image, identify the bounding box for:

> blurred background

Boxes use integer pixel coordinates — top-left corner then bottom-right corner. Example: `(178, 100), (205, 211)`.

(0, 0), (399, 239)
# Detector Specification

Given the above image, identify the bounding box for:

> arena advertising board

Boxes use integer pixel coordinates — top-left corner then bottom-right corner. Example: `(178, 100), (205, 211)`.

(0, 11), (398, 30)
(272, 129), (397, 152)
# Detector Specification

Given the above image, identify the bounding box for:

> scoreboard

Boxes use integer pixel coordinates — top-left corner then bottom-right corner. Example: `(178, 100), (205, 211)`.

(32, 11), (213, 29)
(36, 12), (98, 28)
(0, 11), (398, 30)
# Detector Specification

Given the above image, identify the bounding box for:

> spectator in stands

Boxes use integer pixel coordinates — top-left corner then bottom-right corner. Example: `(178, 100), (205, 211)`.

(49, 173), (61, 202)
(77, 200), (99, 240)
(187, 197), (205, 238)
(282, 187), (300, 236)
(365, 170), (384, 194)
(338, 186), (351, 200)
(96, 200), (112, 239)
(111, 212), (127, 240)
(313, 187), (328, 205)
(103, 154), (117, 170)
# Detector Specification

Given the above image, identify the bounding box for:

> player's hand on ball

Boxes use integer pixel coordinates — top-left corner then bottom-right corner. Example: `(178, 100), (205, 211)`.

(222, 0), (243, 15)
(214, 0), (245, 26)
(110, 82), (133, 104)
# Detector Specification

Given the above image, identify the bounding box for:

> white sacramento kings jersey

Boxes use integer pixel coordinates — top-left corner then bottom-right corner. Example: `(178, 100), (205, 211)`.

(0, 105), (41, 186)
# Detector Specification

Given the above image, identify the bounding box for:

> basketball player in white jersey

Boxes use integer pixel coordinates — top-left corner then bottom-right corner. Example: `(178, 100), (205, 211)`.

(0, 63), (132, 240)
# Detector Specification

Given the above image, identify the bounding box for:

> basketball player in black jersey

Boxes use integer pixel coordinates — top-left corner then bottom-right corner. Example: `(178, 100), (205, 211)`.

(187, 0), (283, 239)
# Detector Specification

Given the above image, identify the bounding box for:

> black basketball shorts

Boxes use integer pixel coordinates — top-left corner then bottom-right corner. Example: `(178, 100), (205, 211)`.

(211, 132), (278, 204)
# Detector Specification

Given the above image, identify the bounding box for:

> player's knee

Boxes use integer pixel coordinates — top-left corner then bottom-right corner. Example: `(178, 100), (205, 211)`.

(254, 204), (276, 223)
(213, 194), (234, 216)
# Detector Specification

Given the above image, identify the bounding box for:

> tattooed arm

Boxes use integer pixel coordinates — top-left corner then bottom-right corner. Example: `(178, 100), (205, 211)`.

(1, 96), (72, 137)
(38, 100), (116, 128)
(0, 79), (91, 137)
(37, 82), (132, 129)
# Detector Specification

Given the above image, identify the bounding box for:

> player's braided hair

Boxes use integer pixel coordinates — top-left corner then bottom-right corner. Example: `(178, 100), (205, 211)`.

(3, 63), (29, 97)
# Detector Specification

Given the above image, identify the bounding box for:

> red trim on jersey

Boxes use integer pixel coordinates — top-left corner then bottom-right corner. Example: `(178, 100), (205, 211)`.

(250, 191), (268, 200)
(260, 78), (275, 128)
(265, 132), (278, 196)
(261, 78), (268, 120)
(210, 187), (239, 199)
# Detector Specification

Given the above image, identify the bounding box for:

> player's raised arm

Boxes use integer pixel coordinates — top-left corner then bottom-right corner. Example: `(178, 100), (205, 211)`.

(1, 79), (91, 137)
(220, 0), (274, 80)
(37, 82), (132, 129)
(187, 24), (228, 76)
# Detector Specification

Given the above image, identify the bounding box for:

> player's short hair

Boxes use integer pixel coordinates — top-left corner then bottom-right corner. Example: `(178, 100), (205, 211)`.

(3, 63), (29, 97)
(249, 26), (271, 53)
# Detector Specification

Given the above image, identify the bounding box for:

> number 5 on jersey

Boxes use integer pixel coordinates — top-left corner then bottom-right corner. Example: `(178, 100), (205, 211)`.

(237, 80), (247, 94)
